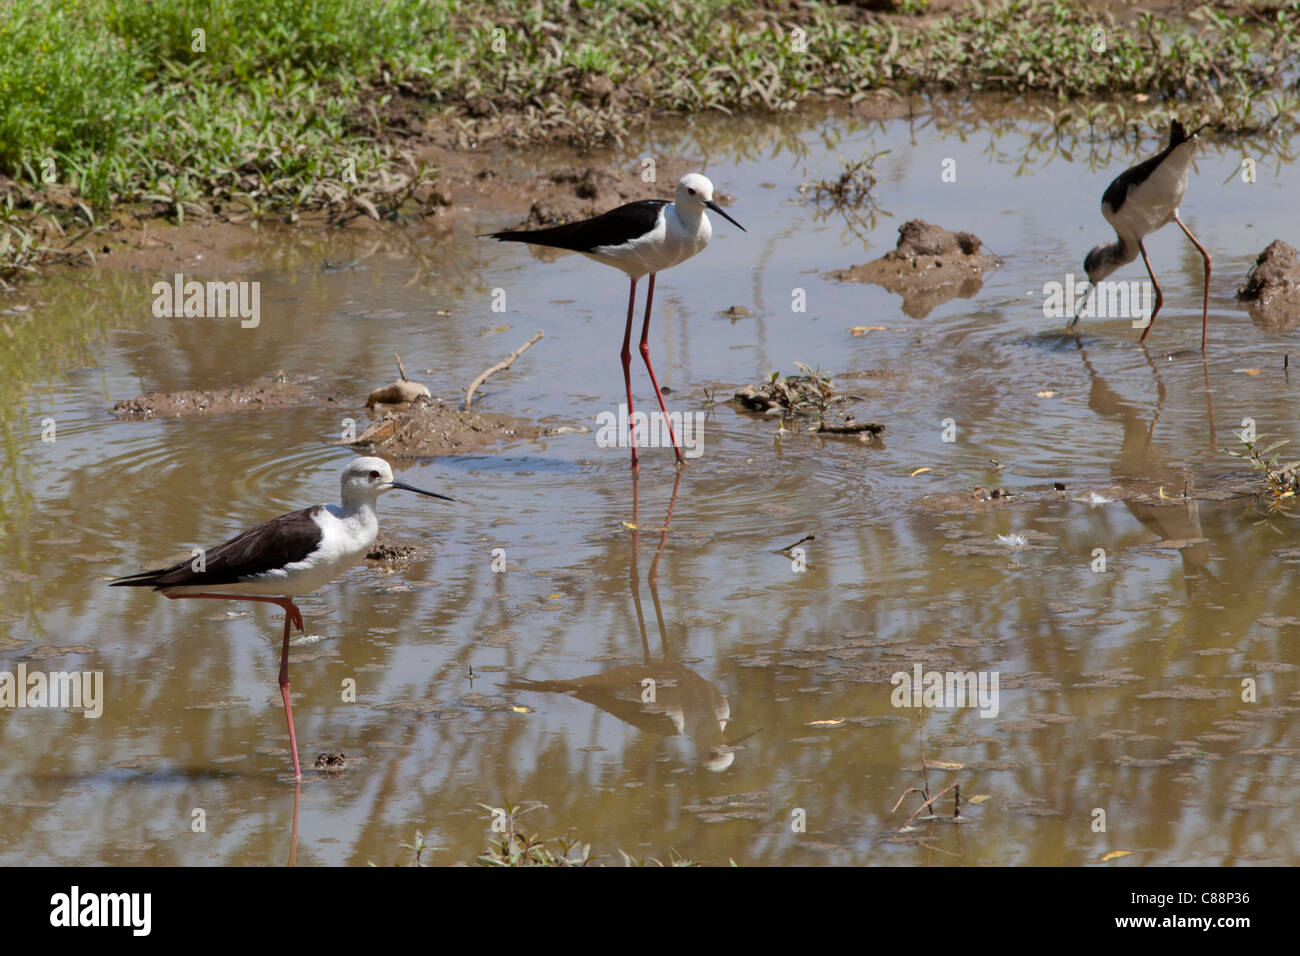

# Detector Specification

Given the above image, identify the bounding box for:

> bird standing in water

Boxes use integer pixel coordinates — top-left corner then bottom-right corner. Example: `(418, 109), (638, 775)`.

(487, 173), (745, 468)
(1074, 120), (1212, 350)
(111, 457), (452, 779)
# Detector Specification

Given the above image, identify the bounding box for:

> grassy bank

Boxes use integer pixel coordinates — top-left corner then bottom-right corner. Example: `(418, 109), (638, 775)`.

(3, 0), (1300, 283)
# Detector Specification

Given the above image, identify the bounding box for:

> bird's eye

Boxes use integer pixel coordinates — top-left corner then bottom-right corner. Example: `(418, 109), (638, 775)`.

(688, 188), (696, 195)
(369, 470), (380, 480)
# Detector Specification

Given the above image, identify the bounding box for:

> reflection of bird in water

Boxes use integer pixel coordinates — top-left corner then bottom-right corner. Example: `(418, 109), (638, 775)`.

(504, 663), (733, 772)
(1079, 345), (1216, 590)
(504, 472), (739, 771)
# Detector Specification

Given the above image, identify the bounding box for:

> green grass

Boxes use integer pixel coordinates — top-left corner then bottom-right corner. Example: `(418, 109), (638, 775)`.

(3, 0), (1300, 282)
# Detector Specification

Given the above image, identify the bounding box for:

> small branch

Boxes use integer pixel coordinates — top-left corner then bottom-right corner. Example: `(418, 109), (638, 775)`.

(394, 353), (409, 382)
(774, 533), (815, 554)
(919, 720), (930, 800)
(900, 781), (959, 829)
(465, 331), (543, 409)
(890, 787), (926, 814)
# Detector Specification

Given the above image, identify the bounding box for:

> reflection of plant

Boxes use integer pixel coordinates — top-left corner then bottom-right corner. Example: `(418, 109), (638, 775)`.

(1226, 430), (1300, 520)
(801, 151), (889, 208)
(800, 151), (890, 245)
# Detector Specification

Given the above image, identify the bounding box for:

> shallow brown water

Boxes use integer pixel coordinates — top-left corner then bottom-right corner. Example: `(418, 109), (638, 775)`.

(3, 104), (1300, 865)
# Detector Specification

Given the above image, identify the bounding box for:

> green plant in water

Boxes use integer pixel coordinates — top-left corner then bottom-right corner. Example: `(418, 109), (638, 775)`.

(1225, 428), (1300, 523)
(477, 800), (591, 867)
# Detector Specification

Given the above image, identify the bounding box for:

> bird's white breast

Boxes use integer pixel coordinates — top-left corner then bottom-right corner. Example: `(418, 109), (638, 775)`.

(239, 505), (377, 596)
(586, 204), (712, 277)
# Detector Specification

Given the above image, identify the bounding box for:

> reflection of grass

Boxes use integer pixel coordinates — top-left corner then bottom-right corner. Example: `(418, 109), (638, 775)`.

(801, 151), (888, 208)
(6, 0), (1300, 280)
(0, 272), (142, 574)
(1226, 429), (1300, 521)
(801, 151), (889, 243)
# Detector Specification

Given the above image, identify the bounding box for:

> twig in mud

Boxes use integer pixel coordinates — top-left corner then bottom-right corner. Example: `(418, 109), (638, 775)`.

(465, 330), (543, 409)
(775, 533), (815, 554)
(394, 353), (409, 382)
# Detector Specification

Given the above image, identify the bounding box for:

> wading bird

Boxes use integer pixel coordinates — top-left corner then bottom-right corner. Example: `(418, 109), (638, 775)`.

(486, 173), (745, 468)
(111, 457), (452, 779)
(1073, 120), (1212, 350)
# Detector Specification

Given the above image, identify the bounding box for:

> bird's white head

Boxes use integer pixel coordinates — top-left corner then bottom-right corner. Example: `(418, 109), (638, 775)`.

(675, 174), (746, 232)
(340, 456), (453, 507)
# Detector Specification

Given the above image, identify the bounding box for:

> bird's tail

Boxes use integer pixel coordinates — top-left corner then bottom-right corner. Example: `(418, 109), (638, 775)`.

(1170, 120), (1212, 144)
(480, 226), (578, 250)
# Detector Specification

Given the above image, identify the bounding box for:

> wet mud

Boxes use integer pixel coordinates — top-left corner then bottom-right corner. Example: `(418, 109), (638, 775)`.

(1238, 239), (1300, 331)
(827, 219), (1002, 318)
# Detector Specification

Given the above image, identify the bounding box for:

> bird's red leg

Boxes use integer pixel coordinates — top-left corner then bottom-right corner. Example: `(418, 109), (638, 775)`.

(276, 601), (302, 780)
(621, 276), (639, 470)
(637, 273), (684, 465)
(164, 592), (305, 778)
(1136, 240), (1165, 345)
(1173, 212), (1212, 352)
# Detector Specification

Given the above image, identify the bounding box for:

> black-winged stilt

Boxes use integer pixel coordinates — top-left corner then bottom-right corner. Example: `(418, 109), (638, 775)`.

(110, 456), (452, 779)
(486, 173), (745, 468)
(1073, 120), (1212, 350)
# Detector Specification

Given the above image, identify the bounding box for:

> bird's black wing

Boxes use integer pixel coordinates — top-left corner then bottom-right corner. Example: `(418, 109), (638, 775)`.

(1101, 120), (1191, 213)
(486, 200), (669, 252)
(110, 506), (325, 589)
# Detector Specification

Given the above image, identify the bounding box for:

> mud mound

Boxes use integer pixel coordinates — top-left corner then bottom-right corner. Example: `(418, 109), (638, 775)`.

(828, 219), (1001, 319)
(350, 398), (548, 458)
(113, 376), (319, 419)
(1238, 240), (1300, 331)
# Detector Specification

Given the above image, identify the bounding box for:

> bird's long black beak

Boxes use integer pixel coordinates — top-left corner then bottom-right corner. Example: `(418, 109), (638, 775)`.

(392, 480), (454, 502)
(705, 200), (746, 232)
(1068, 281), (1092, 331)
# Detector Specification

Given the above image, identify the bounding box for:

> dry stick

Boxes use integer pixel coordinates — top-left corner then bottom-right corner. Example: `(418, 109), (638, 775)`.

(775, 533), (816, 554)
(464, 331), (543, 409)
(919, 718), (930, 801)
(394, 353), (409, 382)
(901, 781), (960, 830)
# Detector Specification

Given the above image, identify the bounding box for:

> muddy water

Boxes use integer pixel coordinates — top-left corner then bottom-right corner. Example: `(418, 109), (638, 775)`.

(3, 104), (1300, 865)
